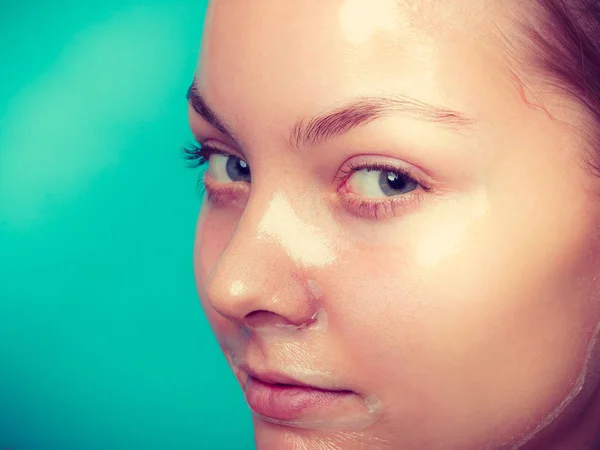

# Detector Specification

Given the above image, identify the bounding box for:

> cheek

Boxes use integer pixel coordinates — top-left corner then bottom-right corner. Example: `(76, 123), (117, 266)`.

(193, 205), (237, 324)
(327, 187), (600, 442)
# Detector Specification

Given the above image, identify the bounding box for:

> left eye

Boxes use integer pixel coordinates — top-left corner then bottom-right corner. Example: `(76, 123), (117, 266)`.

(207, 153), (251, 183)
(347, 168), (419, 198)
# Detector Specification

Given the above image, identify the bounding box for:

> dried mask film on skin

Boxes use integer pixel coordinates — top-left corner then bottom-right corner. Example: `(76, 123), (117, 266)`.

(509, 320), (600, 449)
(257, 192), (336, 269)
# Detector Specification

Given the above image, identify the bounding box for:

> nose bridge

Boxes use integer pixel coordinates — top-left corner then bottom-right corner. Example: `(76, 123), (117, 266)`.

(256, 191), (336, 269)
(205, 190), (336, 327)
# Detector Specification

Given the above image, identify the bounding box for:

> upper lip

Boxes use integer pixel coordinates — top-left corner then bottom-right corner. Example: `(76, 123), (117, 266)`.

(240, 364), (347, 392)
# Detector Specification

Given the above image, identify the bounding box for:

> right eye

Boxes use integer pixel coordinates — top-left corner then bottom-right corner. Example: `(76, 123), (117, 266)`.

(206, 149), (252, 184)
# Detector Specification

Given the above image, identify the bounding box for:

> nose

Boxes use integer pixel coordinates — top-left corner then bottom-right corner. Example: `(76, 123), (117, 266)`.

(202, 192), (333, 329)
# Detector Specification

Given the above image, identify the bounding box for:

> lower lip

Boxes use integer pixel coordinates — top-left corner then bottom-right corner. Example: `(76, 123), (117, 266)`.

(244, 376), (354, 422)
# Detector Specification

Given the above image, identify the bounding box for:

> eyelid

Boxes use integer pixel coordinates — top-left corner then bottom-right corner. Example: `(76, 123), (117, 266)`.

(203, 178), (249, 207)
(200, 143), (231, 160)
(336, 155), (433, 191)
(341, 190), (425, 221)
(199, 138), (248, 162)
(332, 156), (434, 221)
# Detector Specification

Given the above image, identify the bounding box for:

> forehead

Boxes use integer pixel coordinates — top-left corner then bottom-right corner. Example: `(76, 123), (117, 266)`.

(196, 0), (507, 143)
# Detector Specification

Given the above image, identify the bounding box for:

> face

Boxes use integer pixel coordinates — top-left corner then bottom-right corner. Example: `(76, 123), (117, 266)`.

(189, 0), (600, 448)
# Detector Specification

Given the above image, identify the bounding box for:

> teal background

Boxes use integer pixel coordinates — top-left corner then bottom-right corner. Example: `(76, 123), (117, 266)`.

(0, 1), (254, 449)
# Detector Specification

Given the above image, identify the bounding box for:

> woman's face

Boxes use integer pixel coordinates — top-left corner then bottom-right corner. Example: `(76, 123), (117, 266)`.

(190, 0), (600, 448)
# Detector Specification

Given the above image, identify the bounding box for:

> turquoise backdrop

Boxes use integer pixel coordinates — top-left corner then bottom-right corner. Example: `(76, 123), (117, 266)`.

(0, 1), (254, 449)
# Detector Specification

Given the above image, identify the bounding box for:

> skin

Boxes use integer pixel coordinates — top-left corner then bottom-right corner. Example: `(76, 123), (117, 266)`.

(189, 0), (600, 448)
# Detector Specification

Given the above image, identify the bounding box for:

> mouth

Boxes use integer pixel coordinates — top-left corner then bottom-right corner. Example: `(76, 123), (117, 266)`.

(239, 364), (357, 423)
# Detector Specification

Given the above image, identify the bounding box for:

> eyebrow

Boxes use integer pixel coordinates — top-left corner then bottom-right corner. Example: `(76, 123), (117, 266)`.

(187, 82), (476, 151)
(187, 82), (242, 147)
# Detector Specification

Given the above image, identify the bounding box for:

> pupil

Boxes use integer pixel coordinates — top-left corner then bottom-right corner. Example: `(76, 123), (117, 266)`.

(226, 156), (251, 182)
(386, 172), (405, 191)
(378, 170), (416, 196)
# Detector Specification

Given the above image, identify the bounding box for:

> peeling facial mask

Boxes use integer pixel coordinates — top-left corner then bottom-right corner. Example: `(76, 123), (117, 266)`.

(257, 192), (336, 269)
(509, 320), (600, 449)
(338, 0), (401, 47)
(219, 303), (383, 432)
(220, 307), (329, 363)
(223, 330), (384, 432)
(255, 307), (329, 334)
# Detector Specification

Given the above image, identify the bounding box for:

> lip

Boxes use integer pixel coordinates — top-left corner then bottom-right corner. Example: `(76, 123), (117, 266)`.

(241, 365), (339, 390)
(240, 365), (355, 422)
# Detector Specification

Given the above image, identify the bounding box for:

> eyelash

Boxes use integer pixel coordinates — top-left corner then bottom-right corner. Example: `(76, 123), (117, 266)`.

(335, 160), (429, 220)
(182, 142), (430, 220)
(182, 143), (233, 199)
(182, 142), (213, 169)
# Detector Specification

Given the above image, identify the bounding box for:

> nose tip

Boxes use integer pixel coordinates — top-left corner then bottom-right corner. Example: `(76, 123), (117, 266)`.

(206, 270), (321, 329)
(204, 244), (325, 329)
(201, 191), (332, 331)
